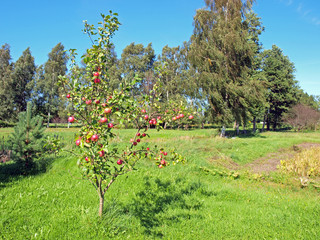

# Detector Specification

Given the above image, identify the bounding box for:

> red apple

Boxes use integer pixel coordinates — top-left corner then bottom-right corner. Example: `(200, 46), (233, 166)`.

(85, 157), (89, 162)
(130, 138), (134, 143)
(75, 139), (81, 146)
(146, 147), (150, 151)
(158, 164), (163, 168)
(142, 133), (147, 137)
(94, 78), (101, 84)
(160, 159), (166, 166)
(101, 103), (107, 107)
(144, 115), (149, 120)
(141, 109), (146, 113)
(68, 116), (75, 123)
(93, 72), (100, 77)
(179, 113), (184, 118)
(172, 116), (177, 121)
(136, 133), (141, 137)
(99, 150), (105, 157)
(157, 116), (161, 120)
(100, 117), (108, 123)
(137, 139), (141, 143)
(82, 97), (86, 101)
(91, 134), (99, 142)
(108, 123), (113, 128)
(66, 94), (71, 99)
(188, 115), (194, 120)
(86, 100), (92, 105)
(117, 159), (123, 165)
(163, 152), (168, 156)
(85, 139), (91, 143)
(104, 108), (112, 114)
(133, 142), (137, 146)
(149, 120), (153, 125)
(94, 99), (100, 104)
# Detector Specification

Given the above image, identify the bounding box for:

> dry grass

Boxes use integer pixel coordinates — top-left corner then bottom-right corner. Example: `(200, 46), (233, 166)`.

(280, 147), (320, 177)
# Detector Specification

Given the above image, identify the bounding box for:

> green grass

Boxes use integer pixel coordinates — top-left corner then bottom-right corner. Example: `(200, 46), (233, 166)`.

(1, 128), (320, 239)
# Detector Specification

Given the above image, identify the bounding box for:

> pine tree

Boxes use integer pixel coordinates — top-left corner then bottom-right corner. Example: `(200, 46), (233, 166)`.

(9, 102), (46, 173)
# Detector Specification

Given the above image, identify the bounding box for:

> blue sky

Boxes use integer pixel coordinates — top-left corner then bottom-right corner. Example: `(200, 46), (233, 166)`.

(1, 0), (319, 95)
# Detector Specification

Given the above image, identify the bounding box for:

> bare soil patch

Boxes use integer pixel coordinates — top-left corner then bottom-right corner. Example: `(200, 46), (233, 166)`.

(213, 143), (320, 174)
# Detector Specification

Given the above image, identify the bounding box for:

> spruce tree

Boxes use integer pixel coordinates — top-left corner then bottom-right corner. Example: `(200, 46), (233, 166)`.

(9, 102), (46, 173)
(261, 45), (299, 130)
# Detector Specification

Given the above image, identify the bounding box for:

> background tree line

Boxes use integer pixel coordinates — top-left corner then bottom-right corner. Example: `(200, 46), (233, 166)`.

(1, 0), (319, 131)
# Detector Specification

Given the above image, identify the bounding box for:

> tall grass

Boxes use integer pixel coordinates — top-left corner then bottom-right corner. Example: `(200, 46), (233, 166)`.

(280, 147), (320, 177)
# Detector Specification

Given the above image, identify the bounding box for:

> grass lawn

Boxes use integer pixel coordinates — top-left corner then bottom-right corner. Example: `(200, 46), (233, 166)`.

(1, 128), (320, 239)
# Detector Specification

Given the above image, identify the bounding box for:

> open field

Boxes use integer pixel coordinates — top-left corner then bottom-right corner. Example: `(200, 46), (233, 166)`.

(1, 128), (320, 239)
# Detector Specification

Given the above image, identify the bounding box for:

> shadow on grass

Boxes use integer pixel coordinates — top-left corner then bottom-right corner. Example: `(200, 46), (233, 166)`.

(126, 176), (213, 237)
(0, 156), (55, 189)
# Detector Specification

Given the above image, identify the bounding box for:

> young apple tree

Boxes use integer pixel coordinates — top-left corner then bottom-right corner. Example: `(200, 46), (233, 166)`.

(58, 11), (194, 217)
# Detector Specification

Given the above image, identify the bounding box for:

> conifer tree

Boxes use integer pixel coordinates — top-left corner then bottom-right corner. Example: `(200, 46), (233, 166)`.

(261, 45), (299, 130)
(9, 102), (46, 173)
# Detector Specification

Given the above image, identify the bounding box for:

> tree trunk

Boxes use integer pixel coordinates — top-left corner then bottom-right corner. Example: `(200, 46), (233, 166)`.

(220, 126), (226, 137)
(261, 115), (265, 132)
(47, 111), (50, 128)
(266, 115), (270, 131)
(234, 121), (239, 135)
(252, 117), (256, 133)
(272, 117), (277, 131)
(99, 194), (104, 217)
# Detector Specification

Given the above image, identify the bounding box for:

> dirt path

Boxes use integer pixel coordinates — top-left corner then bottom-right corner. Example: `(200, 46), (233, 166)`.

(217, 143), (320, 174)
(246, 143), (320, 173)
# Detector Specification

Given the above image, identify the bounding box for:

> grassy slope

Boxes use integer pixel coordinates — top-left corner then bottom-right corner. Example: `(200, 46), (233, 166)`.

(1, 128), (320, 239)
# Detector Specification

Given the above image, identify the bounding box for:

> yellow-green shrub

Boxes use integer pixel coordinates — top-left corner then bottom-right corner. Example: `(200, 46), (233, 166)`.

(280, 147), (320, 177)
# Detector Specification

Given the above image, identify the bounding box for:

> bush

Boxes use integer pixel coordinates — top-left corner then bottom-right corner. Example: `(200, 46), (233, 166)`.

(283, 104), (320, 131)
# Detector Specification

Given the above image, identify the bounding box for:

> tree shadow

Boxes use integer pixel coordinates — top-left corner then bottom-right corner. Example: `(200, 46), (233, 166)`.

(223, 130), (267, 138)
(0, 156), (55, 190)
(126, 176), (213, 237)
